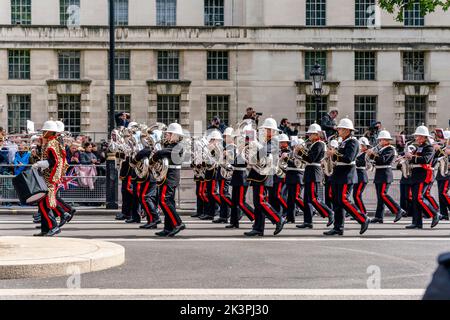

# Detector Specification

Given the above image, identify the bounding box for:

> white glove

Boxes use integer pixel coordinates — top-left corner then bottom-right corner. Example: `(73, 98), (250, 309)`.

(33, 160), (49, 169)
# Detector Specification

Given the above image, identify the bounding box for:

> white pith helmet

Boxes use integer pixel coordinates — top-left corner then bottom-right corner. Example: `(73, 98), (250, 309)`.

(413, 125), (431, 138)
(278, 134), (290, 142)
(358, 137), (371, 146)
(377, 130), (393, 140)
(259, 117), (279, 131)
(41, 120), (58, 132)
(223, 127), (234, 137)
(337, 118), (355, 131)
(166, 123), (185, 136)
(307, 123), (322, 134)
(207, 130), (223, 142)
(55, 121), (65, 133)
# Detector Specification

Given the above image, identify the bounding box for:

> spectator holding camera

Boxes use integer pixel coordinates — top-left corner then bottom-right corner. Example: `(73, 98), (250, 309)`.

(242, 107), (261, 126)
(207, 116), (227, 134)
(364, 121), (382, 146)
(279, 118), (299, 137)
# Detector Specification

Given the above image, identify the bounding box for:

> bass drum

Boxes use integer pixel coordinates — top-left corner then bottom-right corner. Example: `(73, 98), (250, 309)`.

(12, 168), (48, 204)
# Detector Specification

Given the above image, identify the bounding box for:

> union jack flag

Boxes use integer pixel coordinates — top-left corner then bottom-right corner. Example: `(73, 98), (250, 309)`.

(58, 167), (79, 191)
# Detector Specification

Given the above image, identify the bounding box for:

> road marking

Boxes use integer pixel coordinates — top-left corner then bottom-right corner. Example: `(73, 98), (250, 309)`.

(0, 288), (425, 297)
(98, 237), (450, 242)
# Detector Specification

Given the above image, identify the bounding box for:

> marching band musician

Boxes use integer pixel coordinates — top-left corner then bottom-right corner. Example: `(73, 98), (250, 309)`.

(200, 130), (223, 221)
(213, 127), (234, 224)
(366, 130), (405, 224)
(284, 137), (306, 224)
(426, 138), (442, 214)
(191, 157), (207, 219)
(272, 134), (290, 219)
(353, 137), (370, 218)
(324, 118), (370, 236)
(296, 123), (334, 229)
(31, 120), (66, 236)
(130, 138), (162, 230)
(245, 118), (286, 237)
(434, 130), (450, 220)
(152, 123), (186, 237)
(226, 126), (255, 229)
(404, 125), (440, 229)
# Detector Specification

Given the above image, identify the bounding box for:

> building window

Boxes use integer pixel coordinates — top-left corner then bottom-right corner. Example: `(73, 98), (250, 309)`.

(404, 0), (424, 26)
(11, 0), (31, 25)
(107, 95), (131, 114)
(207, 51), (228, 80)
(355, 0), (375, 26)
(158, 51), (179, 80)
(305, 51), (327, 80)
(156, 0), (177, 26)
(114, 51), (130, 80)
(207, 95), (229, 126)
(58, 51), (81, 80)
(113, 0), (128, 26)
(58, 95), (81, 135)
(60, 0), (80, 26)
(405, 96), (426, 135)
(157, 95), (180, 124)
(7, 95), (31, 134)
(354, 96), (377, 134)
(306, 96), (327, 127)
(355, 51), (376, 80)
(8, 50), (30, 80)
(204, 0), (224, 26)
(403, 52), (424, 81)
(306, 0), (326, 26)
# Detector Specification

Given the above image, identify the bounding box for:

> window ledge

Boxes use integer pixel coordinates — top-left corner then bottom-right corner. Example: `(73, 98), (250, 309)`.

(46, 79), (92, 85)
(295, 80), (340, 86)
(393, 80), (440, 86)
(146, 80), (192, 86)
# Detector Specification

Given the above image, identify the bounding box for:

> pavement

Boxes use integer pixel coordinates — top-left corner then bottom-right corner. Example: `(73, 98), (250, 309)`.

(0, 214), (449, 300)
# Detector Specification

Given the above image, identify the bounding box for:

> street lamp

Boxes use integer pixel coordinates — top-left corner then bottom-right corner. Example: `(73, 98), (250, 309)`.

(310, 61), (324, 123)
(106, 0), (118, 209)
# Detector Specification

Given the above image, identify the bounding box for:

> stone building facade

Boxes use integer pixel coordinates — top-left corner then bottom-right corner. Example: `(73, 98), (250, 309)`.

(0, 0), (449, 138)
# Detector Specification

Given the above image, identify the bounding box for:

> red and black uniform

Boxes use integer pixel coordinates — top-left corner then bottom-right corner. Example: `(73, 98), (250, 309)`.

(193, 167), (207, 218)
(409, 142), (439, 228)
(229, 144), (254, 228)
(425, 153), (441, 212)
(328, 136), (368, 233)
(38, 137), (65, 234)
(133, 147), (161, 226)
(353, 152), (368, 216)
(116, 154), (133, 219)
(300, 140), (333, 226)
(285, 153), (305, 223)
(370, 145), (403, 221)
(203, 165), (220, 219)
(247, 138), (284, 235)
(436, 151), (450, 219)
(153, 141), (184, 234)
(216, 144), (233, 222)
(272, 147), (289, 217)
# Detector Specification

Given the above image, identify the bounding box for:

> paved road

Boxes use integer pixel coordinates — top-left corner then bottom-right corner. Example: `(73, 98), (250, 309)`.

(0, 215), (449, 299)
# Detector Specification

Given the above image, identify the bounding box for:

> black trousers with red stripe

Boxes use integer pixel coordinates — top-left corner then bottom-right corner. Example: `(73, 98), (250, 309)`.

(324, 180), (333, 210)
(230, 185), (255, 225)
(374, 183), (402, 220)
(425, 181), (439, 211)
(158, 183), (182, 231)
(400, 183), (412, 217)
(140, 179), (159, 223)
(411, 182), (438, 227)
(303, 181), (333, 224)
(332, 183), (367, 231)
(353, 182), (367, 215)
(121, 176), (133, 218)
(438, 180), (450, 218)
(271, 181), (288, 216)
(131, 180), (142, 221)
(252, 185), (282, 233)
(195, 180), (206, 216)
(286, 184), (306, 222)
(38, 196), (58, 233)
(206, 179), (221, 218)
(219, 178), (232, 219)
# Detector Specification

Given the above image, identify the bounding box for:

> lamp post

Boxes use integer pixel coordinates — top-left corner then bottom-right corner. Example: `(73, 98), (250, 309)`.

(106, 0), (118, 209)
(310, 62), (324, 123)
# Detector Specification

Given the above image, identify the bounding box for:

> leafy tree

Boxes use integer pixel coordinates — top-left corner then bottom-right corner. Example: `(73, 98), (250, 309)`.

(378, 0), (450, 21)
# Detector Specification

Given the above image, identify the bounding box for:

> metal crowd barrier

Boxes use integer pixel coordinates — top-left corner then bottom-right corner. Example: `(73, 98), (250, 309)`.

(0, 164), (442, 212)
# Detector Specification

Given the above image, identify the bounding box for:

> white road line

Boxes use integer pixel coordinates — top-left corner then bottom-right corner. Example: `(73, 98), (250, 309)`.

(98, 237), (450, 242)
(0, 288), (425, 297)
